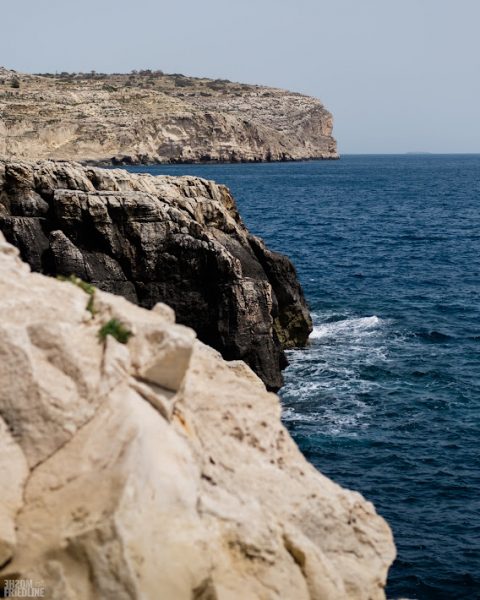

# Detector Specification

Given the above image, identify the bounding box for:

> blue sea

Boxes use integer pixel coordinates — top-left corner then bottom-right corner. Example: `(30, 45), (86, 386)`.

(127, 155), (480, 600)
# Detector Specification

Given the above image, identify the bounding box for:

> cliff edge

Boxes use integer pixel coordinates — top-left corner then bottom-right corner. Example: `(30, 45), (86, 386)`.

(0, 67), (337, 165)
(0, 159), (312, 390)
(0, 232), (395, 599)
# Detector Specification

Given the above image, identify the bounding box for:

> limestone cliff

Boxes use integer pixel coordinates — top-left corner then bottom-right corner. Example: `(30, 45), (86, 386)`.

(0, 67), (338, 165)
(0, 232), (395, 599)
(0, 159), (312, 390)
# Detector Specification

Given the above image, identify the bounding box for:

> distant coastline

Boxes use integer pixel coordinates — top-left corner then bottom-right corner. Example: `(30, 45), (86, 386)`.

(0, 67), (338, 165)
(405, 151), (432, 155)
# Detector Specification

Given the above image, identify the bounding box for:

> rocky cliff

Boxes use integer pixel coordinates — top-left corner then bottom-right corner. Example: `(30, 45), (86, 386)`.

(0, 159), (312, 390)
(0, 232), (395, 599)
(0, 67), (338, 165)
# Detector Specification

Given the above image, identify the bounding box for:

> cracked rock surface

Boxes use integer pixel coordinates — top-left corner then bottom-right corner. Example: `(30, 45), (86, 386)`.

(0, 233), (395, 599)
(0, 159), (312, 390)
(0, 68), (338, 165)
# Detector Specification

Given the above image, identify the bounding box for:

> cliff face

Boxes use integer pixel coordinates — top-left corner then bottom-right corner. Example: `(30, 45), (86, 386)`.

(0, 159), (311, 390)
(0, 233), (395, 599)
(0, 67), (338, 165)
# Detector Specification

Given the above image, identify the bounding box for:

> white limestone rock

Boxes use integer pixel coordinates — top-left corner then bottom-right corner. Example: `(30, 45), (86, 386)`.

(0, 419), (28, 567)
(0, 233), (395, 599)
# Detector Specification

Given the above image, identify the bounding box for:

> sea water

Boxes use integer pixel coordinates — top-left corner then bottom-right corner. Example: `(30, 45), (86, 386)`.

(127, 155), (480, 599)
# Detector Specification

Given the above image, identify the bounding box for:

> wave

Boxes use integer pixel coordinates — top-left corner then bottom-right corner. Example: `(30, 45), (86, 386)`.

(415, 330), (453, 343)
(281, 313), (391, 436)
(309, 315), (383, 340)
(281, 404), (368, 434)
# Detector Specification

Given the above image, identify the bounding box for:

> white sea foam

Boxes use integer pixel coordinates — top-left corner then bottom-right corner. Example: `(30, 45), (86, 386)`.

(309, 315), (383, 340)
(281, 400), (369, 435)
(282, 406), (320, 423)
(281, 313), (392, 436)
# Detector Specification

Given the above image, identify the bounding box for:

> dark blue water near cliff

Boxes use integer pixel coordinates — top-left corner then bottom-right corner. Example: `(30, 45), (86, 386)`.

(127, 156), (480, 599)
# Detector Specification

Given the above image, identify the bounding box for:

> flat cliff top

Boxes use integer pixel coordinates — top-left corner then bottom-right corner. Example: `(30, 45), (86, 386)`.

(0, 67), (338, 164)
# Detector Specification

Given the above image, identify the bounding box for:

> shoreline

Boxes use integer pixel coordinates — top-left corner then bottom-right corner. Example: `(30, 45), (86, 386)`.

(83, 154), (341, 168)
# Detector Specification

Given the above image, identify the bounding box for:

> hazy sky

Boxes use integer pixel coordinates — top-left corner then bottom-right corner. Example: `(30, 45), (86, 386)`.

(2, 0), (479, 153)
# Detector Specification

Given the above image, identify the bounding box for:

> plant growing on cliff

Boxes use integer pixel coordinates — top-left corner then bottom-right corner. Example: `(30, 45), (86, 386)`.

(98, 319), (133, 345)
(57, 274), (96, 315)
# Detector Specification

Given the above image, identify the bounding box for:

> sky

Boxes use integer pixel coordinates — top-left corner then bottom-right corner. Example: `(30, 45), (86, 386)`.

(2, 0), (479, 154)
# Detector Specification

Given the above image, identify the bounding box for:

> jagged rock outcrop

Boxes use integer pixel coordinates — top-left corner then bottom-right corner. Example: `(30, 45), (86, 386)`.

(0, 67), (338, 164)
(0, 233), (395, 599)
(0, 159), (311, 390)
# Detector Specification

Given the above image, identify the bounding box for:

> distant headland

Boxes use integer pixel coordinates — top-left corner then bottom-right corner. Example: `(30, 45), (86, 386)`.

(0, 66), (338, 165)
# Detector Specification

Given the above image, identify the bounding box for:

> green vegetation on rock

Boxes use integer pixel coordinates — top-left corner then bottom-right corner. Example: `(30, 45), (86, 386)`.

(98, 319), (133, 344)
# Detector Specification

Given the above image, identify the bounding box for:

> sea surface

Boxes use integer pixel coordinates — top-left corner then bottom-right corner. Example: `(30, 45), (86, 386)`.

(127, 155), (480, 600)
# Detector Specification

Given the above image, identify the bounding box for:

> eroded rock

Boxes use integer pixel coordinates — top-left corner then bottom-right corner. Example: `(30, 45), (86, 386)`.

(0, 232), (395, 599)
(0, 159), (312, 390)
(0, 68), (338, 165)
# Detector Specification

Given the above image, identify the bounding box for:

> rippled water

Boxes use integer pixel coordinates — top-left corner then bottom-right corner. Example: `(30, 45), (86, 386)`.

(128, 156), (480, 599)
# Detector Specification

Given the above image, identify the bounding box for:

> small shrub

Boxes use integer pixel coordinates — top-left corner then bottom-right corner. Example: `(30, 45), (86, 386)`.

(205, 80), (230, 91)
(174, 78), (190, 88)
(11, 78), (20, 89)
(98, 319), (133, 344)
